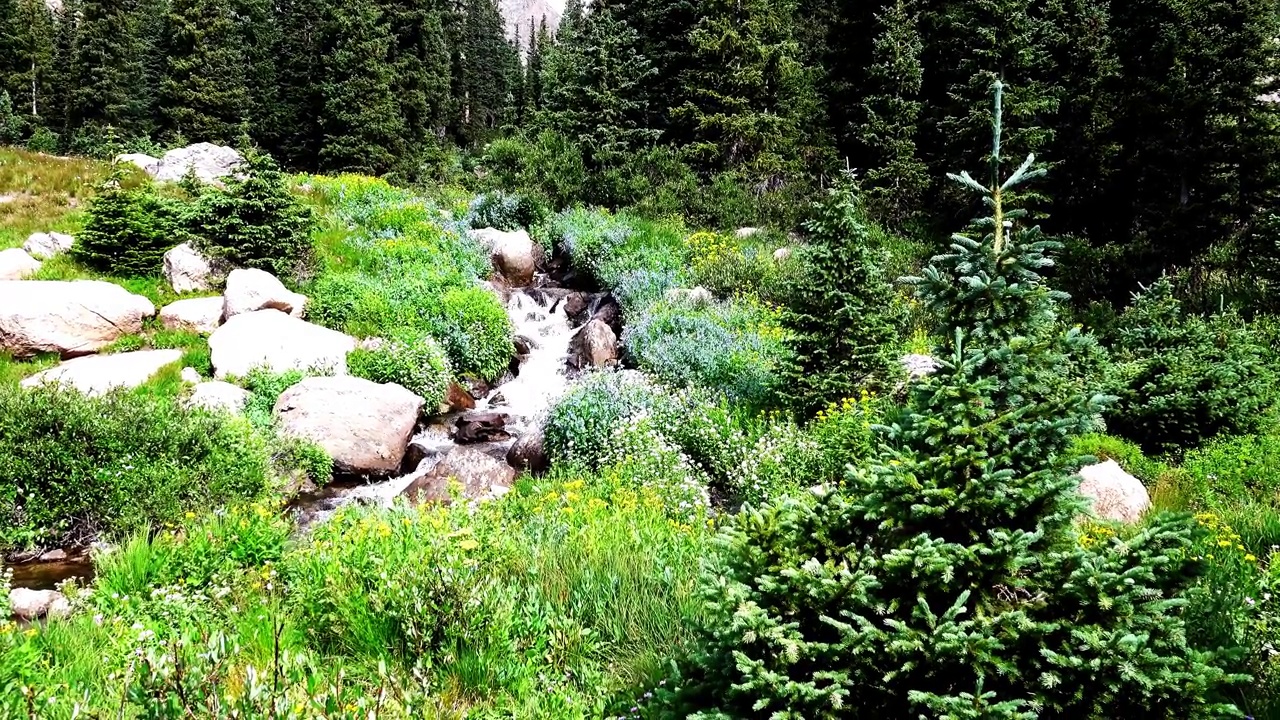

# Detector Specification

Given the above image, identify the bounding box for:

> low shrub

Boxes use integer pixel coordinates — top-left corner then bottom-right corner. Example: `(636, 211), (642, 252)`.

(71, 172), (188, 275)
(1183, 433), (1280, 510)
(535, 206), (633, 282)
(1105, 277), (1276, 453)
(463, 189), (544, 231)
(685, 229), (787, 302)
(0, 385), (271, 551)
(348, 332), (452, 405)
(428, 286), (513, 381)
(544, 370), (661, 468)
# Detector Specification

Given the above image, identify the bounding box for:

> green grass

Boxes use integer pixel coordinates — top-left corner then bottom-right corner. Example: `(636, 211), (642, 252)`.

(0, 147), (142, 252)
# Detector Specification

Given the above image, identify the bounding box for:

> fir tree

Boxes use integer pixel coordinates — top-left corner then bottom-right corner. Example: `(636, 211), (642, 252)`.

(527, 16), (549, 111)
(859, 0), (929, 228)
(318, 0), (404, 174)
(450, 0), (518, 144)
(382, 0), (452, 177)
(69, 0), (148, 136)
(6, 0), (57, 122)
(671, 81), (1243, 719)
(272, 0), (326, 165)
(610, 0), (697, 135)
(162, 0), (250, 144)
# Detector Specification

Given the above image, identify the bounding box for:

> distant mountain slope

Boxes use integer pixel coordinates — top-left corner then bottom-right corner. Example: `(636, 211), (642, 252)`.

(500, 0), (564, 50)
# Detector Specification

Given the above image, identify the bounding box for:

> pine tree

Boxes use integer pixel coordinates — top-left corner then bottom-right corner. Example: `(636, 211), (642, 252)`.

(859, 0), (929, 228)
(382, 0), (452, 178)
(272, 0), (326, 165)
(68, 0), (148, 136)
(162, 0), (250, 144)
(673, 0), (828, 186)
(318, 0), (404, 174)
(236, 0), (283, 151)
(609, 0), (697, 135)
(527, 16), (549, 111)
(671, 81), (1243, 720)
(451, 0), (519, 144)
(5, 0), (56, 124)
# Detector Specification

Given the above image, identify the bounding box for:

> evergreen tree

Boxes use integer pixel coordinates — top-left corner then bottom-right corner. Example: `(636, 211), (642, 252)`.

(47, 0), (78, 135)
(671, 81), (1243, 720)
(236, 0), (283, 151)
(610, 0), (696, 135)
(451, 0), (519, 144)
(536, 2), (658, 164)
(68, 0), (148, 136)
(526, 16), (549, 111)
(318, 0), (404, 174)
(0, 90), (23, 144)
(162, 0), (250, 144)
(778, 178), (896, 415)
(674, 0), (828, 186)
(859, 0), (928, 228)
(5, 0), (57, 123)
(382, 0), (452, 178)
(273, 0), (326, 165)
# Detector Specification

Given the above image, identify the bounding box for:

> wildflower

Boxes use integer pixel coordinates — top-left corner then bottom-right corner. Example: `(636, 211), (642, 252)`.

(1247, 554), (1258, 562)
(458, 538), (479, 551)
(184, 512), (196, 520)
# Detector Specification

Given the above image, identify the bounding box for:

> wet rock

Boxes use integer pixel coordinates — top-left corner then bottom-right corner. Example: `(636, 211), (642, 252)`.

(454, 411), (511, 443)
(507, 425), (549, 475)
(208, 309), (355, 379)
(222, 268), (306, 320)
(563, 292), (589, 326)
(21, 349), (183, 396)
(186, 380), (251, 414)
(163, 242), (216, 293)
(513, 334), (534, 356)
(1078, 460), (1150, 523)
(567, 319), (618, 370)
(405, 425), (456, 470)
(275, 376), (424, 476)
(159, 296), (223, 335)
(401, 446), (516, 506)
(443, 380), (476, 412)
(592, 298), (622, 335)
(471, 228), (536, 286)
(23, 231), (74, 260)
(0, 248), (41, 280)
(39, 549), (68, 562)
(488, 391), (507, 407)
(0, 280), (154, 357)
(9, 588), (71, 621)
(462, 376), (492, 400)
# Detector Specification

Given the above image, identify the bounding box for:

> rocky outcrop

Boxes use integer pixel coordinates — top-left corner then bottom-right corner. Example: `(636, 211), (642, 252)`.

(274, 376), (424, 476)
(207, 309), (355, 379)
(1077, 460), (1151, 523)
(0, 280), (155, 357)
(401, 446), (516, 506)
(21, 349), (182, 396)
(8, 588), (71, 621)
(159, 297), (223, 335)
(222, 268), (306, 320)
(163, 242), (216, 293)
(454, 411), (511, 443)
(471, 228), (536, 286)
(151, 143), (245, 183)
(185, 380), (251, 414)
(0, 248), (41, 280)
(22, 231), (74, 260)
(567, 318), (617, 370)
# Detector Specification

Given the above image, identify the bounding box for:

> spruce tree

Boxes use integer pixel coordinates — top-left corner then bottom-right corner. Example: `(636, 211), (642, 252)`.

(610, 0), (697, 135)
(272, 0), (326, 165)
(859, 0), (929, 228)
(162, 0), (250, 144)
(6, 0), (56, 123)
(69, 0), (148, 136)
(671, 81), (1243, 719)
(318, 0), (404, 174)
(382, 0), (452, 178)
(450, 0), (518, 144)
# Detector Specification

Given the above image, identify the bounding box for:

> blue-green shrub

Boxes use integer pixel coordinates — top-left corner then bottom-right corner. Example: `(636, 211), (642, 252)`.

(348, 332), (452, 405)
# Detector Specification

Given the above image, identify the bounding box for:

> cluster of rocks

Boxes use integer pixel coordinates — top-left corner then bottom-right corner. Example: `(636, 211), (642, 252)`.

(0, 230), (76, 280)
(116, 143), (245, 184)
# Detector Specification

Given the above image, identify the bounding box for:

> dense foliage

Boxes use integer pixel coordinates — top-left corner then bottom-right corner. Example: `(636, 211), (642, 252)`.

(71, 172), (189, 275)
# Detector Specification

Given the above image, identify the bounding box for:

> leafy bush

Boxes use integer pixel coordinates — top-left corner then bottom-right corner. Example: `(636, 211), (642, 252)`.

(535, 206), (633, 281)
(480, 130), (588, 210)
(777, 181), (897, 415)
(685, 229), (788, 302)
(1104, 276), (1276, 453)
(188, 151), (315, 279)
(544, 370), (661, 468)
(623, 295), (792, 412)
(464, 189), (544, 231)
(0, 385), (270, 550)
(72, 172), (188, 275)
(428, 286), (513, 380)
(348, 332), (452, 405)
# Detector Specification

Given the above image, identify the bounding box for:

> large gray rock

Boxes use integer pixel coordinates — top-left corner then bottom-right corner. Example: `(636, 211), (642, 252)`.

(207, 309), (355, 379)
(115, 152), (160, 175)
(185, 380), (251, 414)
(568, 318), (617, 370)
(0, 248), (41, 280)
(401, 446), (517, 505)
(22, 231), (75, 260)
(159, 296), (223, 335)
(152, 143), (244, 183)
(163, 242), (216, 293)
(901, 353), (941, 380)
(1078, 460), (1151, 523)
(21, 349), (182, 396)
(222, 268), (306, 320)
(664, 286), (714, 307)
(274, 376), (424, 476)
(471, 228), (536, 286)
(8, 588), (70, 621)
(0, 281), (155, 357)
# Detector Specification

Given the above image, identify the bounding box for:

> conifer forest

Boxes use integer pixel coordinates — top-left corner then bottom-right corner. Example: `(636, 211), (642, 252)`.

(3, 0), (1280, 717)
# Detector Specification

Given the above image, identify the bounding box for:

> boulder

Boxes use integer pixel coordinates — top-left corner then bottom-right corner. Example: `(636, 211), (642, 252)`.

(21, 349), (183, 396)
(115, 152), (160, 175)
(443, 380), (476, 412)
(207, 309), (355, 379)
(664, 287), (714, 307)
(0, 281), (155, 357)
(222, 268), (306, 320)
(454, 411), (511, 443)
(22, 231), (74, 260)
(563, 292), (590, 326)
(0, 248), (41, 280)
(568, 319), (617, 370)
(186, 380), (251, 414)
(159, 296), (223, 334)
(507, 425), (549, 474)
(274, 376), (424, 476)
(1077, 460), (1151, 523)
(471, 228), (536, 286)
(401, 446), (516, 506)
(163, 242), (216, 293)
(735, 227), (761, 239)
(405, 425), (458, 470)
(8, 588), (71, 621)
(901, 353), (941, 380)
(773, 247), (793, 262)
(152, 143), (244, 183)
(179, 366), (202, 384)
